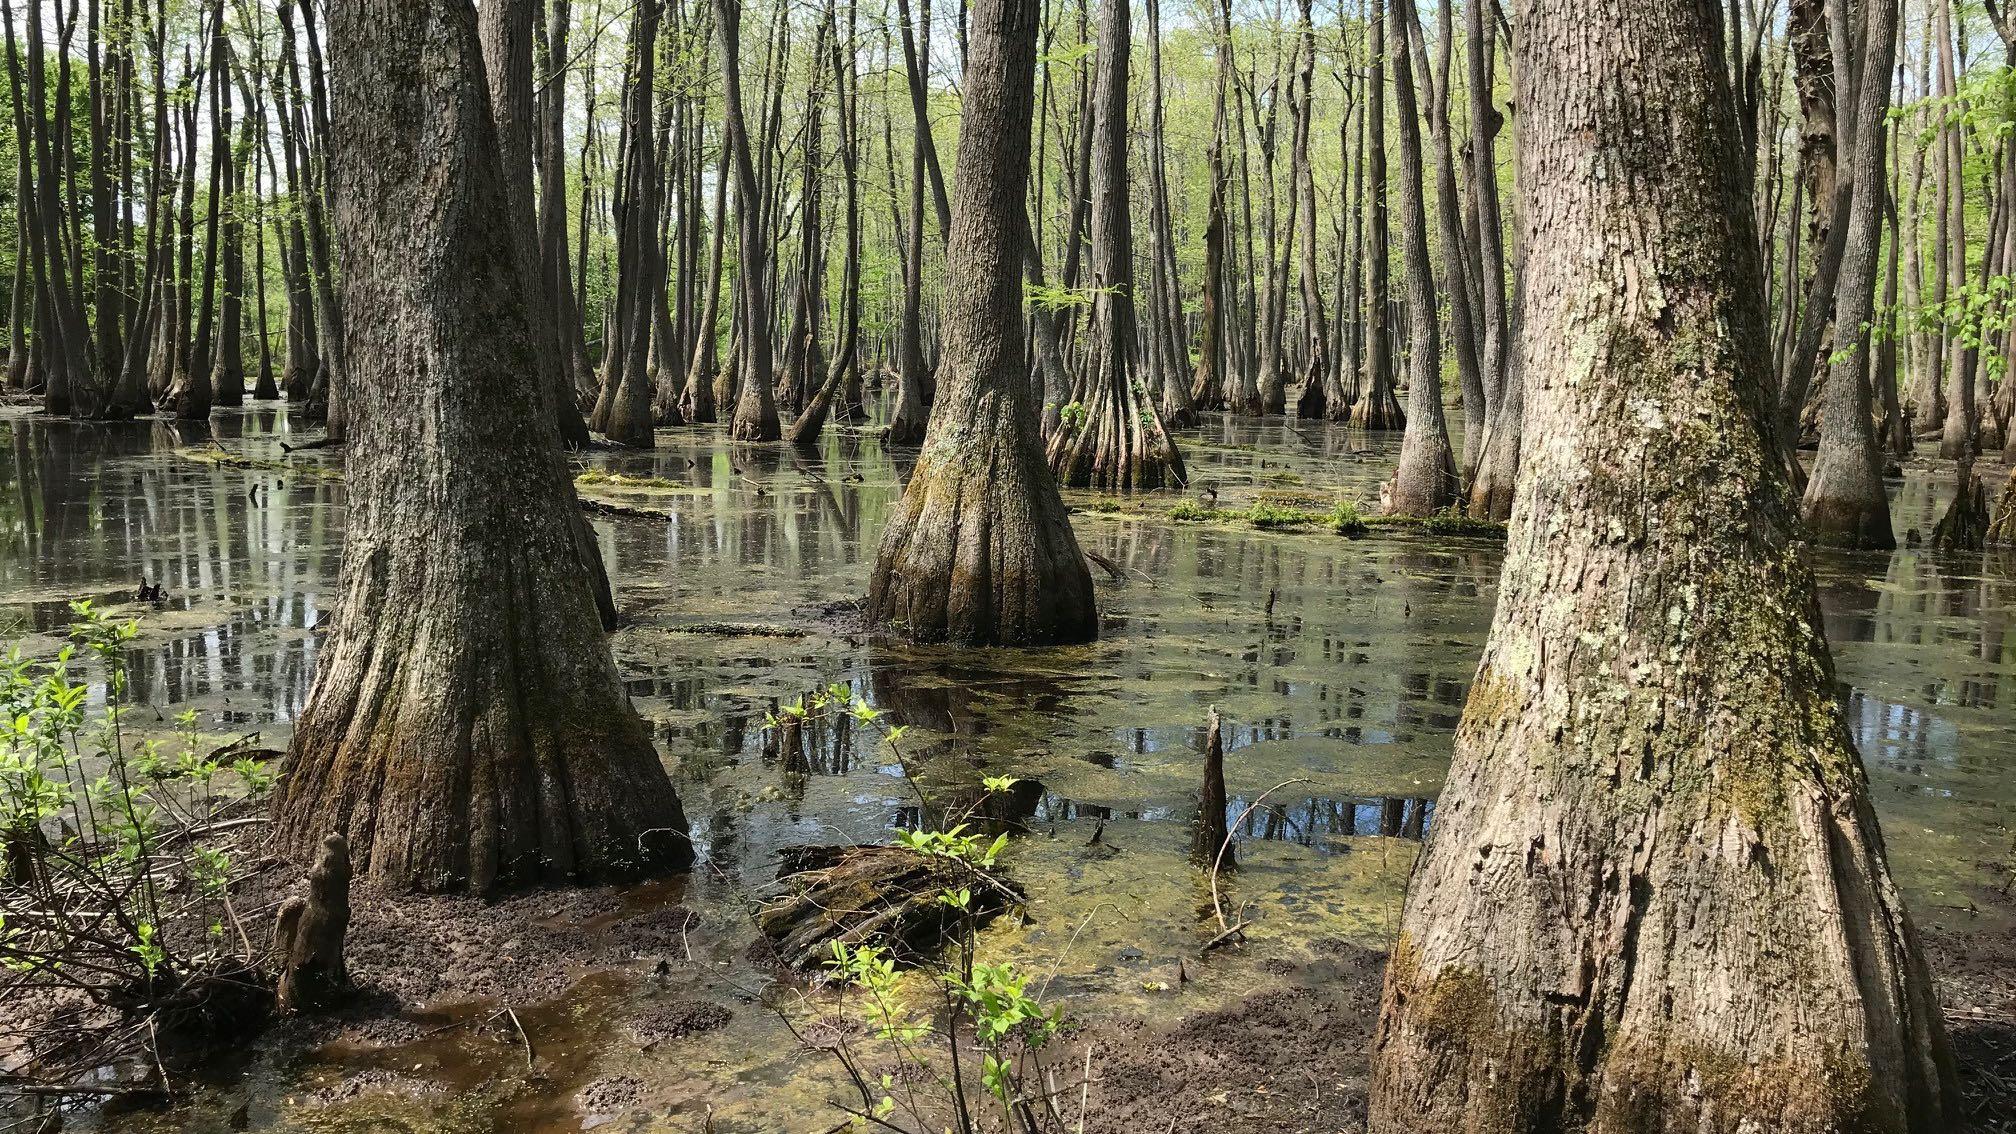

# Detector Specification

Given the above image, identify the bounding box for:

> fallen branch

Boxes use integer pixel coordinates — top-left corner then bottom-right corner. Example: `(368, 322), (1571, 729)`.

(756, 845), (1022, 971)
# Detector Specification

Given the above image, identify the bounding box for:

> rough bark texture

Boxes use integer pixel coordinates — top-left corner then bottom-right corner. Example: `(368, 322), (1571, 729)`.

(1801, 0), (1898, 550)
(1369, 2), (1957, 1130)
(867, 0), (1095, 647)
(272, 833), (351, 1012)
(1382, 0), (1458, 517)
(275, 0), (691, 893)
(1044, 0), (1184, 492)
(1989, 467), (2016, 546)
(1789, 0), (1837, 257)
(1189, 707), (1231, 871)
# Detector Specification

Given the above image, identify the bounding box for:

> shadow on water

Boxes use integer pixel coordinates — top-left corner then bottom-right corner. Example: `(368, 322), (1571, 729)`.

(1, 404), (2011, 1131)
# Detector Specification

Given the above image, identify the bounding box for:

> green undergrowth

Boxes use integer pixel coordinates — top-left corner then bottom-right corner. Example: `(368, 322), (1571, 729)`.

(1081, 495), (1505, 540)
(1367, 507), (1507, 538)
(574, 468), (683, 490)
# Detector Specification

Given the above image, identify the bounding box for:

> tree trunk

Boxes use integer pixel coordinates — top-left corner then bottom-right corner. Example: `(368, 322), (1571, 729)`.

(1289, 0), (1328, 422)
(1045, 0), (1184, 491)
(679, 132), (731, 424)
(282, 0), (346, 439)
(587, 0), (663, 448)
(210, 55), (248, 410)
(867, 0), (1094, 647)
(1801, 0), (1898, 550)
(275, 0), (692, 893)
(719, 0), (781, 441)
(1465, 0), (1509, 450)
(786, 0), (859, 448)
(537, 0), (599, 420)
(1404, 0), (1482, 478)
(1370, 1), (1957, 1129)
(1382, 0), (1457, 516)
(1145, 0), (1195, 429)
(1188, 0), (1232, 414)
(1352, 0), (1403, 431)
(484, 0), (591, 448)
(889, 0), (933, 448)
(1935, 0), (1972, 459)
(1988, 466), (2016, 545)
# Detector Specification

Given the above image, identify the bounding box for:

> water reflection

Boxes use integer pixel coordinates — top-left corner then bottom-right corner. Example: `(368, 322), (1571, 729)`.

(0, 407), (2011, 930)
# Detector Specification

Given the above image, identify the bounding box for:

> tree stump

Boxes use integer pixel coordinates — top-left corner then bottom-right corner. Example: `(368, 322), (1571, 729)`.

(273, 834), (352, 1013)
(1190, 707), (1232, 872)
(755, 844), (1021, 971)
(1989, 468), (2016, 547)
(1932, 460), (1991, 551)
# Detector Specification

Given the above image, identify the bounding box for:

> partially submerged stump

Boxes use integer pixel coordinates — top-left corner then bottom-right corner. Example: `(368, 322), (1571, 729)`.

(1990, 468), (2016, 547)
(1190, 707), (1232, 872)
(1932, 461), (1991, 552)
(755, 844), (1021, 972)
(273, 834), (352, 1012)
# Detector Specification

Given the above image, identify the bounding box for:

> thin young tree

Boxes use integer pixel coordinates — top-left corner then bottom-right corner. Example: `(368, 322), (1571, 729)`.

(1370, 0), (1956, 1127)
(273, 0), (692, 892)
(867, 0), (1095, 646)
(1352, 0), (1403, 430)
(718, 0), (782, 441)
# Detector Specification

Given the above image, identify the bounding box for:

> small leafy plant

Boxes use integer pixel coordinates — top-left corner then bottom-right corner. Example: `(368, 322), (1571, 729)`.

(765, 690), (1087, 1131)
(0, 602), (276, 1093)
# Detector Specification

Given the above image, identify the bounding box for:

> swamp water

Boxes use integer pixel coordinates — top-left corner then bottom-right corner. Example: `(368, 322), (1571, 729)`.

(1, 406), (2011, 1132)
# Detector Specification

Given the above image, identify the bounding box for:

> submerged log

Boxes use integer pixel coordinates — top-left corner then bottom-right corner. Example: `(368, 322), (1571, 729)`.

(755, 844), (1021, 972)
(273, 834), (352, 1012)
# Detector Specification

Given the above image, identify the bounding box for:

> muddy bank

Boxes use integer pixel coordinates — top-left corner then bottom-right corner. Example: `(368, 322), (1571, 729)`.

(88, 872), (2016, 1134)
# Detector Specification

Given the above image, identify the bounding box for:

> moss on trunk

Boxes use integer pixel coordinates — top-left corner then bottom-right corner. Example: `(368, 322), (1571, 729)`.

(278, 0), (691, 894)
(1370, 2), (1955, 1130)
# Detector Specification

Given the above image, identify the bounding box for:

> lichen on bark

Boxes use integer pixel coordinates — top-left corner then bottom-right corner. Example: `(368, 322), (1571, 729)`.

(1369, 1), (1956, 1130)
